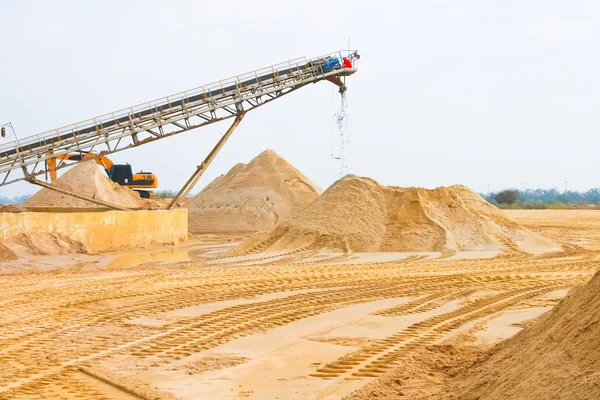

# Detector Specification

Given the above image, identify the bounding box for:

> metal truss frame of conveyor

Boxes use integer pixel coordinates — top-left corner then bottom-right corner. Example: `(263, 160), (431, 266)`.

(0, 50), (358, 195)
(167, 114), (244, 209)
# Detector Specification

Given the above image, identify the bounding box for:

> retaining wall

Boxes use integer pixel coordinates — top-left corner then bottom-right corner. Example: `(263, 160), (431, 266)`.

(0, 209), (188, 253)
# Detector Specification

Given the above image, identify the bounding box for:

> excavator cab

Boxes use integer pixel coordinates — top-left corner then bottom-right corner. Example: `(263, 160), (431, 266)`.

(107, 164), (134, 185)
(107, 164), (158, 198)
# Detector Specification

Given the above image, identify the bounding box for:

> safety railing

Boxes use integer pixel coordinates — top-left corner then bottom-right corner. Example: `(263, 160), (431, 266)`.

(0, 50), (357, 159)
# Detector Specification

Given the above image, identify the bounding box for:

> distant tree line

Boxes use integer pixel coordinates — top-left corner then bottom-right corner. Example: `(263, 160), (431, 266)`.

(482, 188), (600, 206)
(154, 190), (178, 198)
(154, 190), (195, 198)
(0, 195), (31, 205)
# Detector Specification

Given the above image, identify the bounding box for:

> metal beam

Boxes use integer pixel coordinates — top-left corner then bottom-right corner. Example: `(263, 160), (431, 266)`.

(167, 113), (245, 209)
(325, 75), (347, 93)
(171, 121), (186, 130)
(0, 51), (358, 188)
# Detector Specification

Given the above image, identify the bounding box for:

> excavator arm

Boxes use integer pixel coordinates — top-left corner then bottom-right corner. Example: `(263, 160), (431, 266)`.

(46, 151), (157, 198)
(46, 152), (114, 182)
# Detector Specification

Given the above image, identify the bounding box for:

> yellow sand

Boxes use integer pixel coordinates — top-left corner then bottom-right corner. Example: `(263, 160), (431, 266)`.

(185, 150), (321, 233)
(24, 161), (144, 208)
(235, 175), (558, 254)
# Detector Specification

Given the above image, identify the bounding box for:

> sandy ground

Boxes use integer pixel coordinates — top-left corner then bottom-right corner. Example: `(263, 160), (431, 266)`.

(0, 210), (598, 399)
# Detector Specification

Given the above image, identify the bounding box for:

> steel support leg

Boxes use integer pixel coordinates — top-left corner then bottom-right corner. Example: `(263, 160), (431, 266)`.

(325, 75), (347, 93)
(27, 178), (132, 211)
(167, 114), (245, 209)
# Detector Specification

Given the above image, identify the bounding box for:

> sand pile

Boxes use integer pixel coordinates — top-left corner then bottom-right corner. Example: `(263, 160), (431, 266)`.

(0, 241), (17, 261)
(346, 342), (488, 400)
(185, 150), (321, 233)
(235, 175), (557, 254)
(24, 161), (143, 209)
(447, 270), (600, 400)
(6, 233), (85, 256)
(0, 204), (26, 213)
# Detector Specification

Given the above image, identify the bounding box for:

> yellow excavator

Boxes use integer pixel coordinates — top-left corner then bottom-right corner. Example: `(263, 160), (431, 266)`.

(46, 152), (158, 198)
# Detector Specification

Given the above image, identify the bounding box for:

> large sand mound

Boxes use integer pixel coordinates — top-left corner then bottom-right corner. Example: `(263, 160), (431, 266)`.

(24, 161), (143, 209)
(235, 175), (557, 254)
(185, 150), (321, 233)
(448, 270), (600, 400)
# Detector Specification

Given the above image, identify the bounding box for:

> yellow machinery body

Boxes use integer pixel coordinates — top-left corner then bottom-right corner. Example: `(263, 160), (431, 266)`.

(46, 152), (158, 197)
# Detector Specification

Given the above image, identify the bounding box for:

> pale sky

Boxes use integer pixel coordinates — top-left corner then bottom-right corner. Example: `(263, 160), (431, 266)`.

(1, 0), (600, 197)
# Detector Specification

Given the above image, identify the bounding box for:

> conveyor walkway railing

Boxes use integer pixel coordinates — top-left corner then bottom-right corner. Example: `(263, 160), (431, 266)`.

(0, 50), (358, 189)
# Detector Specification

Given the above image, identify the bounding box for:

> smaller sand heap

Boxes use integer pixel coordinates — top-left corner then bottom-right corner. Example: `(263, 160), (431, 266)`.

(185, 150), (321, 233)
(0, 204), (25, 213)
(6, 233), (85, 256)
(24, 161), (144, 209)
(235, 175), (557, 255)
(0, 241), (17, 261)
(447, 270), (600, 400)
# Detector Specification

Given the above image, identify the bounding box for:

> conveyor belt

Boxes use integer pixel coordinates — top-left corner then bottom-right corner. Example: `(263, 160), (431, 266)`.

(0, 50), (358, 187)
(0, 65), (303, 158)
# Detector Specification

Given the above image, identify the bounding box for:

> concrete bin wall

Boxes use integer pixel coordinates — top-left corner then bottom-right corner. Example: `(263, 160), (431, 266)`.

(0, 209), (188, 253)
